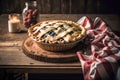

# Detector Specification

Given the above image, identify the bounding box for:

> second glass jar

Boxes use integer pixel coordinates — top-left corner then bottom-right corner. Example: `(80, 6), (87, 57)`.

(22, 1), (39, 28)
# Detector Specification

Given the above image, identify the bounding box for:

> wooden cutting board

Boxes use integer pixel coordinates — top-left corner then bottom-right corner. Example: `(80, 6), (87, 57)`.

(22, 38), (83, 63)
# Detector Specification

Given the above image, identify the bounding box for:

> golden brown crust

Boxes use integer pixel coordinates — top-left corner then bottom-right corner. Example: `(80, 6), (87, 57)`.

(28, 20), (86, 44)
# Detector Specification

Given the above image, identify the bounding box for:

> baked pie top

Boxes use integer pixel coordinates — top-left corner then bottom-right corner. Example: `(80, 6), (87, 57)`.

(28, 20), (86, 44)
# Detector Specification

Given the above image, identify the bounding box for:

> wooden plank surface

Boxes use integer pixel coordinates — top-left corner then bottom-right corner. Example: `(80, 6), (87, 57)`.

(0, 14), (82, 73)
(22, 38), (79, 63)
(0, 14), (119, 73)
(40, 14), (120, 32)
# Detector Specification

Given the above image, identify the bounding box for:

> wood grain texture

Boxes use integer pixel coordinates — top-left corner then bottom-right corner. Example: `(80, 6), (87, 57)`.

(0, 14), (120, 73)
(71, 0), (84, 13)
(1, 0), (119, 14)
(51, 0), (61, 14)
(0, 14), (82, 73)
(60, 0), (71, 14)
(41, 0), (51, 13)
(22, 38), (80, 63)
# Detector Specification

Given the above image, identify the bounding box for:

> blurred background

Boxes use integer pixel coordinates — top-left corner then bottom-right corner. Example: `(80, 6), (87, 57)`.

(0, 0), (120, 80)
(0, 0), (120, 14)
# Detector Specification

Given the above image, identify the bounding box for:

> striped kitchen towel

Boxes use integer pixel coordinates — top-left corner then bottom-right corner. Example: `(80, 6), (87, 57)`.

(77, 16), (120, 80)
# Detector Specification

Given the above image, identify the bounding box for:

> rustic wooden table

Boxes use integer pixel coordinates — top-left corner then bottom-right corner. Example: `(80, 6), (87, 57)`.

(0, 14), (119, 74)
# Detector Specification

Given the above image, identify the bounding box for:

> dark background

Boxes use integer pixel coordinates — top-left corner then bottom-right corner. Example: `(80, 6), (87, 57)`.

(0, 0), (120, 14)
(0, 0), (120, 80)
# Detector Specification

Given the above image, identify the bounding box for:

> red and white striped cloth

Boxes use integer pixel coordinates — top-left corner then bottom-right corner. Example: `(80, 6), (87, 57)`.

(77, 16), (120, 80)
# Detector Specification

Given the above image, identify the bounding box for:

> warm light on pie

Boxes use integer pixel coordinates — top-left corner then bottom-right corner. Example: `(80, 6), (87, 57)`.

(28, 20), (86, 44)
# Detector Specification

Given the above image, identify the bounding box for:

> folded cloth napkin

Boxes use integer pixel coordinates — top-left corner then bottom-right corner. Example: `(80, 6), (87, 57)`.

(77, 16), (120, 80)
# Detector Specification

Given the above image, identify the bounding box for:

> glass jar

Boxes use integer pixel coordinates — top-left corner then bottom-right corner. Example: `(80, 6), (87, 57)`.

(22, 0), (39, 28)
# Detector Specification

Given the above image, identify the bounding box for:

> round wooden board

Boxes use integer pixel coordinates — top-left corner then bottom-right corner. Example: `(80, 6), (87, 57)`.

(22, 38), (82, 63)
